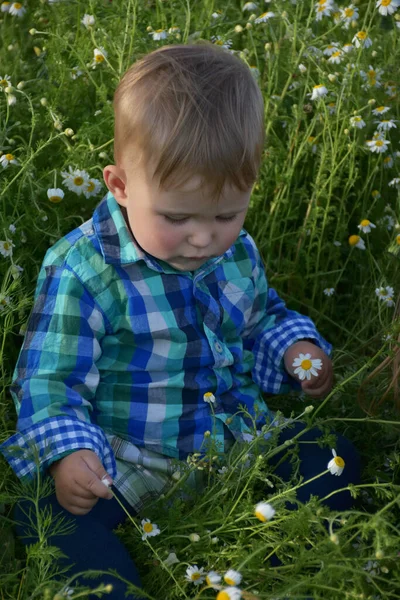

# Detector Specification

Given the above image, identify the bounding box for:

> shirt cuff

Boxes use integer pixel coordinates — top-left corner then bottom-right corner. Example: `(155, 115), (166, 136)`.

(0, 416), (117, 482)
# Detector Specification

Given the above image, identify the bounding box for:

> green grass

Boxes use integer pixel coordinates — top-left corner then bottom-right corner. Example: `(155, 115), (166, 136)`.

(1, 0), (400, 598)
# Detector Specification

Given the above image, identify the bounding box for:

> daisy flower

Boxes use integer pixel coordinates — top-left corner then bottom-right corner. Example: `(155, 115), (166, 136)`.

(328, 51), (343, 64)
(1, 2), (11, 12)
(254, 11), (275, 23)
(203, 392), (216, 404)
(216, 589), (242, 600)
(61, 167), (90, 195)
(383, 156), (394, 169)
(327, 449), (345, 476)
(81, 14), (95, 28)
(342, 43), (354, 53)
(83, 178), (102, 199)
(224, 570), (242, 586)
(9, 2), (26, 17)
(211, 36), (233, 49)
(350, 116), (366, 129)
(243, 2), (258, 10)
(168, 26), (181, 35)
(372, 106), (390, 116)
(315, 0), (335, 21)
(311, 84), (328, 100)
(292, 353), (323, 381)
(366, 138), (390, 153)
(340, 5), (359, 28)
(150, 29), (168, 40)
(323, 42), (340, 56)
(206, 571), (222, 587)
(378, 214), (396, 230)
(358, 219), (376, 233)
(47, 188), (65, 204)
(327, 102), (336, 115)
(91, 47), (108, 68)
(323, 288), (335, 296)
(71, 66), (84, 80)
(0, 294), (11, 311)
(298, 63), (307, 73)
(376, 0), (400, 16)
(375, 286), (395, 300)
(352, 31), (372, 48)
(383, 296), (395, 308)
(185, 565), (205, 585)
(348, 235), (366, 249)
(0, 74), (12, 90)
(388, 177), (400, 188)
(0, 240), (14, 257)
(375, 119), (397, 131)
(255, 501), (275, 522)
(371, 189), (381, 199)
(0, 153), (19, 168)
(141, 518), (160, 541)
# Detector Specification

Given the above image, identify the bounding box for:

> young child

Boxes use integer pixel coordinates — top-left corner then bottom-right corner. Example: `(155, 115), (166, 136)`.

(1, 42), (360, 599)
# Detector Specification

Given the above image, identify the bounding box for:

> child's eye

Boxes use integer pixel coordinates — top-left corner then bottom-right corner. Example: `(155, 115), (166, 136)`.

(164, 216), (189, 225)
(217, 215), (237, 222)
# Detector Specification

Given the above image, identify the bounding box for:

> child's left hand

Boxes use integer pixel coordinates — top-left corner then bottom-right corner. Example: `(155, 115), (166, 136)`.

(283, 340), (334, 399)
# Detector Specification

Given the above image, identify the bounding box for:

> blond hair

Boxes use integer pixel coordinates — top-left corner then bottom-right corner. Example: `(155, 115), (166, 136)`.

(113, 41), (265, 200)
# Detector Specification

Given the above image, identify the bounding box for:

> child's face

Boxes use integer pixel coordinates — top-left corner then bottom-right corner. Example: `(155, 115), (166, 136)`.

(104, 157), (253, 271)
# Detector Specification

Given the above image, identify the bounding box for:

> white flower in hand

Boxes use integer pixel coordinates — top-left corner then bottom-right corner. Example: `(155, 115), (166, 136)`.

(292, 353), (323, 381)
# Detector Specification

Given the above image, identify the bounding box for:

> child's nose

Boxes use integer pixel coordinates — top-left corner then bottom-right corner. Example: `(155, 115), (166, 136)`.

(188, 229), (213, 248)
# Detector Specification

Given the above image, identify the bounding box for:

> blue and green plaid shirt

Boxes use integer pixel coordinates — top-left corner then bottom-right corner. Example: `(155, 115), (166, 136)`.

(0, 192), (331, 499)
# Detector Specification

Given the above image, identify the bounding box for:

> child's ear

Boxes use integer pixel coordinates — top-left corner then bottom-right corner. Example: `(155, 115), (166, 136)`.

(103, 165), (128, 207)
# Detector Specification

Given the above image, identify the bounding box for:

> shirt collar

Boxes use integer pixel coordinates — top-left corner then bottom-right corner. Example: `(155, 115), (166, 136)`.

(93, 191), (245, 273)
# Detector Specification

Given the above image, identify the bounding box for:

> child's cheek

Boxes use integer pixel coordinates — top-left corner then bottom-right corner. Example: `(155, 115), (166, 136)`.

(156, 227), (183, 254)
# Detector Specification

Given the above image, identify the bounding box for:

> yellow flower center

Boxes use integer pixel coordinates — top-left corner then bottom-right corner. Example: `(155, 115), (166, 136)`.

(368, 70), (376, 78)
(383, 157), (391, 163)
(376, 106), (385, 112)
(48, 195), (63, 204)
(0, 298), (6, 306)
(87, 180), (95, 192)
(204, 392), (213, 400)
(314, 84), (323, 89)
(73, 176), (84, 186)
(369, 79), (377, 87)
(14, 2), (22, 8)
(333, 456), (345, 468)
(360, 219), (370, 227)
(143, 522), (153, 533)
(371, 190), (380, 197)
(225, 577), (236, 586)
(375, 141), (383, 147)
(255, 509), (267, 522)
(3, 242), (11, 251)
(191, 572), (202, 581)
(155, 28), (164, 33)
(381, 0), (391, 5)
(0, 79), (8, 87)
(396, 234), (400, 245)
(215, 40), (224, 45)
(259, 12), (269, 18)
(301, 359), (312, 370)
(332, 51), (341, 58)
(95, 54), (105, 62)
(345, 8), (354, 17)
(5, 153), (14, 160)
(357, 31), (367, 40)
(349, 235), (360, 246)
(217, 593), (230, 600)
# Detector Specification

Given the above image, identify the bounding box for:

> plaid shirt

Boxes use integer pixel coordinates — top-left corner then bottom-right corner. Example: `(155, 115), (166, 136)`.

(0, 192), (331, 509)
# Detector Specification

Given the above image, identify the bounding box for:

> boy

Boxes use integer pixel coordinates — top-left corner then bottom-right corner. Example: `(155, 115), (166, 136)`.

(1, 42), (358, 598)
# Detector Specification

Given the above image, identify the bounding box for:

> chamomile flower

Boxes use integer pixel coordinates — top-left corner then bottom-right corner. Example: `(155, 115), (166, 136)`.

(323, 288), (335, 296)
(375, 286), (395, 300)
(383, 156), (394, 169)
(348, 235), (366, 249)
(255, 501), (276, 522)
(327, 449), (345, 476)
(206, 571), (222, 587)
(9, 2), (26, 17)
(350, 116), (366, 129)
(71, 66), (84, 80)
(328, 102), (336, 115)
(383, 296), (395, 307)
(0, 153), (19, 168)
(1, 2), (11, 12)
(91, 47), (108, 68)
(310, 84), (328, 100)
(254, 11), (275, 23)
(203, 392), (216, 404)
(150, 29), (168, 40)
(298, 63), (307, 73)
(376, 0), (400, 16)
(358, 219), (376, 233)
(0, 294), (11, 311)
(185, 565), (205, 585)
(292, 353), (322, 380)
(216, 589), (242, 600)
(352, 31), (372, 48)
(378, 214), (396, 230)
(372, 106), (390, 116)
(0, 74), (12, 90)
(315, 0), (335, 21)
(366, 138), (390, 153)
(224, 570), (242, 586)
(342, 43), (354, 53)
(340, 5), (359, 28)
(243, 2), (258, 10)
(328, 51), (343, 64)
(81, 14), (95, 28)
(388, 177), (400, 188)
(61, 167), (90, 195)
(141, 518), (160, 541)
(0, 240), (14, 257)
(323, 42), (340, 56)
(47, 188), (65, 204)
(375, 119), (397, 131)
(83, 177), (102, 199)
(211, 36), (233, 49)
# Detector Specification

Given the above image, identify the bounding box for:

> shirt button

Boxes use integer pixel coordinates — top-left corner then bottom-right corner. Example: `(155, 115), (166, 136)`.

(214, 340), (223, 353)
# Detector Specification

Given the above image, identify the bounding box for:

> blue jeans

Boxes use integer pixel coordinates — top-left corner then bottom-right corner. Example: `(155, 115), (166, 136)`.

(13, 423), (361, 599)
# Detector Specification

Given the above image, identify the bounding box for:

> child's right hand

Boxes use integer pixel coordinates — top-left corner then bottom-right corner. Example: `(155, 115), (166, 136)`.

(48, 449), (114, 515)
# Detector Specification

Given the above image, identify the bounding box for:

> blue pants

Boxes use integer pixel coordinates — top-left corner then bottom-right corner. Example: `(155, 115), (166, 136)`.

(13, 423), (361, 599)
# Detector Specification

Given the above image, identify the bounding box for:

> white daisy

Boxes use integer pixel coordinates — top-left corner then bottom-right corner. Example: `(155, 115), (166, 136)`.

(71, 66), (84, 80)
(372, 105), (390, 116)
(358, 219), (376, 233)
(328, 51), (342, 64)
(298, 63), (307, 73)
(348, 235), (366, 250)
(47, 188), (65, 204)
(378, 214), (396, 230)
(375, 286), (395, 300)
(168, 26), (180, 35)
(352, 31), (372, 48)
(141, 518), (160, 541)
(310, 84), (328, 100)
(323, 288), (335, 296)
(206, 571), (222, 587)
(203, 392), (216, 404)
(340, 5), (359, 28)
(211, 36), (233, 49)
(388, 178), (400, 188)
(224, 569), (242, 586)
(383, 296), (395, 308)
(350, 116), (366, 129)
(323, 42), (340, 56)
(7, 94), (17, 106)
(315, 1), (335, 21)
(342, 43), (354, 53)
(0, 240), (14, 257)
(376, 0), (400, 16)
(375, 119), (397, 132)
(292, 353), (323, 381)
(9, 2), (26, 17)
(0, 294), (11, 311)
(254, 501), (275, 522)
(0, 74), (12, 91)
(254, 11), (275, 23)
(8, 224), (16, 234)
(185, 565), (205, 585)
(243, 1), (258, 9)
(150, 29), (168, 41)
(61, 167), (90, 195)
(81, 14), (95, 28)
(366, 138), (390, 153)
(216, 588), (242, 600)
(327, 102), (336, 115)
(83, 178), (102, 199)
(327, 449), (345, 476)
(383, 156), (394, 169)
(0, 153), (19, 168)
(91, 47), (108, 68)
(1, 2), (11, 12)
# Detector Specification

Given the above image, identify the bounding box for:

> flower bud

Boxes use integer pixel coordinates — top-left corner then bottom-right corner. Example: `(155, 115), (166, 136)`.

(64, 128), (74, 137)
(249, 13), (256, 21)
(4, 86), (14, 93)
(53, 120), (63, 130)
(29, 28), (37, 35)
(304, 404), (314, 414)
(265, 42), (272, 51)
(17, 81), (25, 90)
(40, 97), (48, 106)
(368, 98), (376, 105)
(234, 25), (243, 33)
(375, 550), (384, 560)
(344, 129), (349, 135)
(330, 534), (339, 545)
(245, 22), (252, 29)
(204, 430), (211, 437)
(188, 533), (200, 542)
(328, 74), (336, 83)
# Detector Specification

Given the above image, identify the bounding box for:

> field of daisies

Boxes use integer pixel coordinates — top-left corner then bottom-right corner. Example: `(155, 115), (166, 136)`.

(1, 0), (400, 598)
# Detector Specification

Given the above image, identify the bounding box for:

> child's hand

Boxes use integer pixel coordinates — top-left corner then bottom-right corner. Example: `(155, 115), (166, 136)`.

(48, 449), (113, 515)
(283, 340), (334, 399)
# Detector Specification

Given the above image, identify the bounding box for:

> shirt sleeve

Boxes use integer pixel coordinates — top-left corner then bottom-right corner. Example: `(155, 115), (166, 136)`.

(0, 261), (117, 481)
(242, 250), (332, 395)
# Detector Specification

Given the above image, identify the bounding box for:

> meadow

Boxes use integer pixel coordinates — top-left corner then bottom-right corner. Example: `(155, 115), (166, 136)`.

(0, 0), (400, 598)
